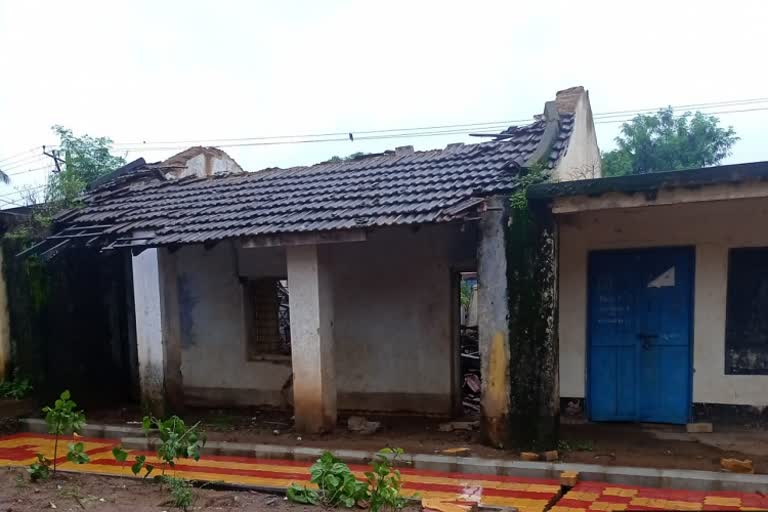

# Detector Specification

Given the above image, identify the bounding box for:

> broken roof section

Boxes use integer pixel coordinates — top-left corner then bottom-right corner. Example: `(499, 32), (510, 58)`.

(42, 88), (585, 254)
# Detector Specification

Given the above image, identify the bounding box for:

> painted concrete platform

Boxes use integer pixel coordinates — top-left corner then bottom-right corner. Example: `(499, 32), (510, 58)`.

(3, 432), (768, 511)
(552, 480), (768, 511)
(0, 433), (561, 512)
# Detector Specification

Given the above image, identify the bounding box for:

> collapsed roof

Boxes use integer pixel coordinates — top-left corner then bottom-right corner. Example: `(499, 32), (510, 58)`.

(32, 97), (579, 257)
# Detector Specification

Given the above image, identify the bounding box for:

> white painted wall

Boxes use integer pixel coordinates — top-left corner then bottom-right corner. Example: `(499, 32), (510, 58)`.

(329, 224), (473, 413)
(176, 243), (292, 406)
(559, 197), (768, 407)
(553, 90), (602, 182)
(174, 223), (474, 413)
(178, 152), (242, 178)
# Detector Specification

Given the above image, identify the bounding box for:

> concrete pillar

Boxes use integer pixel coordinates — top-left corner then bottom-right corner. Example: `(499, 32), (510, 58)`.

(477, 196), (512, 448)
(287, 244), (337, 433)
(131, 247), (183, 417)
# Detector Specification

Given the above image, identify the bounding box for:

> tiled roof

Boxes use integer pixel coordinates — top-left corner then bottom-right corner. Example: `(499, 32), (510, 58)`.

(49, 115), (574, 251)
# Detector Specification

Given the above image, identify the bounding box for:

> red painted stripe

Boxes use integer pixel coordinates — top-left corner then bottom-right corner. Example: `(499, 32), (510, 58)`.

(397, 466), (559, 485)
(702, 505), (741, 511)
(741, 494), (768, 508)
(87, 456), (555, 500)
(4, 433), (559, 485)
(90, 456), (314, 481)
(400, 480), (554, 499)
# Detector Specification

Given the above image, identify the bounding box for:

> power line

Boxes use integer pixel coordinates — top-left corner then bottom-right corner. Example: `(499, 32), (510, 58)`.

(0, 147), (41, 166)
(594, 106), (768, 124)
(593, 97), (768, 119)
(8, 165), (53, 177)
(1, 156), (50, 173)
(4, 95), (768, 165)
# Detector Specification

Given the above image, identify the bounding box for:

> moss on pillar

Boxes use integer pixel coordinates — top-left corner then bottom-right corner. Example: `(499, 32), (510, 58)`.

(504, 167), (560, 450)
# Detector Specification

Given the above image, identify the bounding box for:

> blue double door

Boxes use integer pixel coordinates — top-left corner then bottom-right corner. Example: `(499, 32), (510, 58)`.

(588, 247), (693, 424)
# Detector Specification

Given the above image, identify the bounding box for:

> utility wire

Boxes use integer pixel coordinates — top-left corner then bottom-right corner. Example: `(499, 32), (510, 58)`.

(0, 147), (41, 166)
(1, 156), (50, 173)
(3, 96), (768, 163)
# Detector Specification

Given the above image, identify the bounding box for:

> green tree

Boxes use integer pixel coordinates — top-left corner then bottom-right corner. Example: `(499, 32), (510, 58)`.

(46, 125), (126, 206)
(602, 107), (739, 176)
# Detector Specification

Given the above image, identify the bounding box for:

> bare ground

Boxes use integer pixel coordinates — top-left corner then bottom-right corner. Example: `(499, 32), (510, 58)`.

(0, 466), (339, 512)
(79, 406), (768, 474)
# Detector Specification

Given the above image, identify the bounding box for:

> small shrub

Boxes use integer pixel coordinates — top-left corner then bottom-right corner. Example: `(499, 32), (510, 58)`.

(557, 439), (594, 453)
(31, 390), (86, 477)
(121, 415), (205, 479)
(366, 448), (411, 512)
(27, 454), (51, 481)
(287, 448), (415, 511)
(0, 371), (33, 400)
(163, 476), (194, 511)
(66, 441), (90, 464)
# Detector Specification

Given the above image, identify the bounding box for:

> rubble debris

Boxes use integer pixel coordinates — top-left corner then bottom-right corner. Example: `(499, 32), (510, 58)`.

(560, 470), (579, 487)
(543, 450), (559, 461)
(565, 400), (582, 416)
(721, 458), (754, 473)
(440, 447), (471, 455)
(422, 497), (478, 512)
(520, 452), (540, 461)
(686, 422), (713, 433)
(438, 421), (479, 432)
(460, 326), (481, 417)
(347, 416), (381, 434)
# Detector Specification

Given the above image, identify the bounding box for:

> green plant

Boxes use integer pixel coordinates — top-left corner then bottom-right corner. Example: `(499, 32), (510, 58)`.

(39, 390), (86, 474)
(366, 448), (412, 512)
(66, 442), (90, 464)
(287, 448), (415, 511)
(128, 415), (205, 477)
(0, 370), (33, 399)
(557, 439), (594, 452)
(288, 451), (367, 507)
(28, 453), (52, 481)
(163, 476), (195, 511)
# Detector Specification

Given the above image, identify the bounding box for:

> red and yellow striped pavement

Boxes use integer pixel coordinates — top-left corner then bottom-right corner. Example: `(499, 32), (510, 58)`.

(5, 433), (768, 512)
(552, 480), (768, 512)
(0, 433), (560, 512)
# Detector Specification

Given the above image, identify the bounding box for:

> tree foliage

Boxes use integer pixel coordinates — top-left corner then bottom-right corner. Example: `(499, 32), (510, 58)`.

(45, 125), (126, 206)
(602, 107), (738, 176)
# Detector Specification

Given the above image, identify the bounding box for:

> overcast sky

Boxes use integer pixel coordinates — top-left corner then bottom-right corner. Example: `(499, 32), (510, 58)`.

(1, 1), (767, 205)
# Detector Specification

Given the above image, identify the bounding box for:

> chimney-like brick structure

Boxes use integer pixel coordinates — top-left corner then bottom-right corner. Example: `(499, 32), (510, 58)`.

(555, 86), (585, 113)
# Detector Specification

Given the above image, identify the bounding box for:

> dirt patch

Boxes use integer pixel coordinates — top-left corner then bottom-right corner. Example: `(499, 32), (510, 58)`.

(0, 466), (370, 512)
(49, 406), (768, 474)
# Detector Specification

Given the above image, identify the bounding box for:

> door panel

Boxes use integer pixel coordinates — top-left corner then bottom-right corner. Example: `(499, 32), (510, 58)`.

(588, 248), (692, 424)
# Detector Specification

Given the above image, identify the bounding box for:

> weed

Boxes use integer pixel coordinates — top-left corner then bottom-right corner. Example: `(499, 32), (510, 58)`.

(32, 390), (86, 477)
(163, 476), (195, 511)
(28, 453), (52, 481)
(288, 451), (366, 507)
(557, 439), (594, 452)
(366, 448), (412, 512)
(287, 448), (415, 511)
(65, 441), (90, 464)
(116, 415), (205, 479)
(0, 370), (33, 400)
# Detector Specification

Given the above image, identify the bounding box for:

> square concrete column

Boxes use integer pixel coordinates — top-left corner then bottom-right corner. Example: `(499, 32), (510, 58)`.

(131, 247), (183, 417)
(287, 244), (337, 433)
(477, 196), (512, 448)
